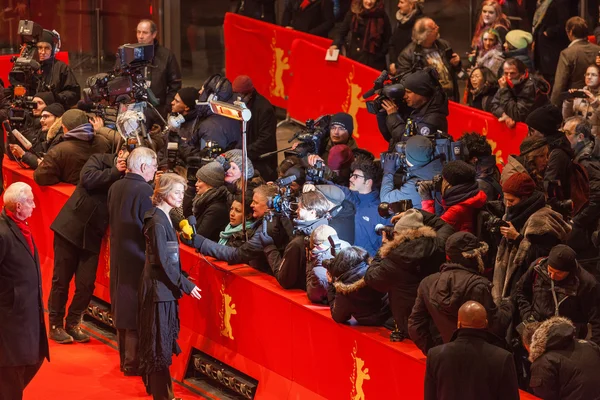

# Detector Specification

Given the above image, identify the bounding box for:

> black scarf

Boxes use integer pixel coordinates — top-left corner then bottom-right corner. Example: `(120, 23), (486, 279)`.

(192, 186), (230, 217)
(505, 191), (546, 232)
(443, 181), (480, 207)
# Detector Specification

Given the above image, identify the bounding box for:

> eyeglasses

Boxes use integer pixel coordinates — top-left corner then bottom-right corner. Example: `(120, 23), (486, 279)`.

(350, 173), (365, 180)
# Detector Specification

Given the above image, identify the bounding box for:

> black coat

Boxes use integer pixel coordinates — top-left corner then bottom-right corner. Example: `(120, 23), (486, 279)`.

(192, 186), (230, 242)
(190, 114), (242, 152)
(328, 200), (356, 245)
(107, 173), (154, 329)
(515, 259), (600, 344)
(544, 136), (574, 201)
(0, 211), (49, 367)
(424, 329), (519, 400)
(388, 7), (424, 66)
(50, 153), (123, 253)
(466, 83), (498, 113)
(143, 42), (182, 117)
(37, 59), (81, 108)
(409, 263), (513, 354)
(282, 0), (335, 38)
(236, 0), (277, 24)
(246, 90), (278, 181)
(489, 77), (539, 122)
(528, 317), (600, 400)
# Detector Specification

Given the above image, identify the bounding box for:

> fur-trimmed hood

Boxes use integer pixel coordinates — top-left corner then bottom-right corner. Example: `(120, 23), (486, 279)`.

(379, 226), (436, 258)
(334, 277), (367, 295)
(46, 116), (63, 141)
(529, 317), (576, 362)
(333, 261), (369, 295)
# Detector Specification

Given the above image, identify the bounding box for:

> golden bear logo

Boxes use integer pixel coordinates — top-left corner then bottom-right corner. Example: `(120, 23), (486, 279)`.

(350, 342), (370, 400)
(104, 235), (110, 279)
(269, 36), (290, 99)
(342, 66), (367, 138)
(220, 284), (237, 340)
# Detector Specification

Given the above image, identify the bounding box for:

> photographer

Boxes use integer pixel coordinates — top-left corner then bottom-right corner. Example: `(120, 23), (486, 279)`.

(169, 87), (199, 142)
(492, 172), (570, 304)
(380, 135), (443, 208)
(319, 112), (358, 161)
(459, 132), (502, 201)
(419, 160), (487, 234)
(366, 208), (453, 335)
(382, 69), (449, 152)
(312, 184), (356, 245)
(327, 246), (391, 326)
(257, 191), (331, 290)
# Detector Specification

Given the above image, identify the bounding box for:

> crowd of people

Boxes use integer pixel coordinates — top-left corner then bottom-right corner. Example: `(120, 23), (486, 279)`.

(2, 2), (600, 400)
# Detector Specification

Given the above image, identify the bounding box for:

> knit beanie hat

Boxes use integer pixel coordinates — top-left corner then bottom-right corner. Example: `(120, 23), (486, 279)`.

(405, 135), (433, 167)
(394, 209), (424, 233)
(196, 161), (225, 188)
(403, 69), (436, 97)
(505, 30), (533, 50)
(177, 87), (199, 110)
(445, 231), (489, 273)
(316, 184), (345, 207)
(330, 112), (354, 135)
(502, 172), (535, 198)
(328, 144), (354, 170)
(62, 109), (89, 131)
(519, 136), (547, 156)
(525, 104), (563, 136)
(35, 91), (56, 106)
(442, 160), (476, 186)
(232, 75), (255, 94)
(39, 30), (57, 55)
(223, 149), (254, 179)
(547, 244), (577, 272)
(43, 103), (65, 118)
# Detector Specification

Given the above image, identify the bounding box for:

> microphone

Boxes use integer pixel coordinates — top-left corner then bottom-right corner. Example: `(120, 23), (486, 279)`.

(362, 70), (389, 99)
(178, 220), (194, 240)
(187, 216), (197, 235)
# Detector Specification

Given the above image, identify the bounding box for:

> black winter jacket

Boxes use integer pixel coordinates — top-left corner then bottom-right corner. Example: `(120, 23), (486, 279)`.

(388, 7), (424, 67)
(515, 258), (600, 345)
(409, 262), (512, 354)
(50, 153), (123, 254)
(490, 77), (538, 122)
(281, 0), (335, 38)
(236, 0), (277, 24)
(37, 59), (80, 108)
(246, 90), (278, 181)
(141, 41), (182, 117)
(544, 135), (574, 201)
(466, 83), (498, 113)
(528, 317), (600, 400)
(328, 261), (390, 326)
(190, 114), (241, 152)
(192, 186), (230, 242)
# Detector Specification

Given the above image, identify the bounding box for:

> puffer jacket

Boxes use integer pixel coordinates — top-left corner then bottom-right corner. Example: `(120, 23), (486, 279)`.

(528, 317), (600, 400)
(328, 262), (390, 326)
(366, 211), (453, 333)
(515, 258), (600, 345)
(409, 261), (512, 355)
(423, 182), (487, 233)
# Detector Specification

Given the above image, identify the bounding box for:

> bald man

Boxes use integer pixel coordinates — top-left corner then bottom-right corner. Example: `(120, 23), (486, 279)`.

(424, 301), (519, 400)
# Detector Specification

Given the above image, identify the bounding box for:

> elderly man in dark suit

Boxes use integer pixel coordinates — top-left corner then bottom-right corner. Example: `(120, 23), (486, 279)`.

(108, 146), (157, 377)
(0, 182), (49, 400)
(551, 16), (600, 106)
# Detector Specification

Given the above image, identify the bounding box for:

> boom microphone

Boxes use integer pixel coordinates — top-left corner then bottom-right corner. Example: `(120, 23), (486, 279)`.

(362, 70), (389, 99)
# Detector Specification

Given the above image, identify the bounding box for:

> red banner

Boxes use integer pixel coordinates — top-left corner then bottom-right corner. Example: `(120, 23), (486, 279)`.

(223, 13), (332, 109)
(0, 52), (70, 89)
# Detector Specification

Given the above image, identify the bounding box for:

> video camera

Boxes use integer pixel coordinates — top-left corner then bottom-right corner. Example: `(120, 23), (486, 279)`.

(184, 143), (227, 181)
(287, 115), (331, 158)
(362, 70), (406, 115)
(8, 20), (44, 92)
(306, 159), (326, 184)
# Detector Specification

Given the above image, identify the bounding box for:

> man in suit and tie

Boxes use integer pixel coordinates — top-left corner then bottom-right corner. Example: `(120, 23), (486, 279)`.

(0, 182), (49, 400)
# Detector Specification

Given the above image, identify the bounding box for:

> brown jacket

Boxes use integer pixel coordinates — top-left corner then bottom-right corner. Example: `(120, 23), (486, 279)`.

(551, 39), (600, 106)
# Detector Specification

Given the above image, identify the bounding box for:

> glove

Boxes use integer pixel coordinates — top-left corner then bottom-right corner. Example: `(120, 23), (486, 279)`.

(257, 231), (275, 247)
(382, 153), (399, 175)
(180, 233), (206, 249)
(417, 180), (434, 201)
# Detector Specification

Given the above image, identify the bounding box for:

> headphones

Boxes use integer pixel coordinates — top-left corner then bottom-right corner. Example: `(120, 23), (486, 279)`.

(203, 74), (233, 102)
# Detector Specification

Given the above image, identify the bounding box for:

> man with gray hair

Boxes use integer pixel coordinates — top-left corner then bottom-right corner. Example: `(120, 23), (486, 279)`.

(107, 146), (157, 377)
(0, 183), (49, 399)
(395, 17), (461, 101)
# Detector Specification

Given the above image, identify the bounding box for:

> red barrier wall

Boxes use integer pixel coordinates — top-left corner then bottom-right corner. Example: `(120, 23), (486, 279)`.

(223, 13), (332, 109)
(0, 52), (70, 89)
(1, 158), (538, 399)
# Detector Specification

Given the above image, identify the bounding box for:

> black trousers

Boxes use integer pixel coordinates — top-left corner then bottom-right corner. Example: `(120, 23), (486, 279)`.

(117, 328), (139, 373)
(48, 234), (99, 328)
(0, 361), (43, 400)
(148, 368), (174, 400)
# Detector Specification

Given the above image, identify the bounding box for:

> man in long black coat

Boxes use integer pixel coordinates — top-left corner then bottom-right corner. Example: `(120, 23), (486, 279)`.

(47, 148), (128, 344)
(107, 147), (157, 376)
(424, 301), (519, 400)
(0, 183), (49, 400)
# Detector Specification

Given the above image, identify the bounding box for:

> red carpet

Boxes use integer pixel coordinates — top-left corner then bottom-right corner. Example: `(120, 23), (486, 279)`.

(24, 335), (203, 399)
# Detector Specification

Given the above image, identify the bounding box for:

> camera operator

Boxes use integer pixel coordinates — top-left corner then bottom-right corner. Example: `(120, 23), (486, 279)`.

(33, 109), (111, 186)
(459, 132), (502, 202)
(381, 69), (449, 151)
(183, 185), (293, 275)
(380, 135), (443, 208)
(395, 17), (461, 102)
(11, 103), (65, 170)
(492, 172), (570, 304)
(232, 75), (278, 181)
(419, 160), (487, 233)
(320, 112), (358, 160)
(366, 208), (453, 336)
(169, 87), (199, 142)
(31, 30), (80, 108)
(256, 191), (331, 290)
(47, 144), (129, 345)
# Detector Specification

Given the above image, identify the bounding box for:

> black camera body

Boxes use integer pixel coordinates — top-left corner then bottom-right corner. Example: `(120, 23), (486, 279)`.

(482, 215), (510, 233)
(378, 200), (413, 218)
(363, 70), (406, 115)
(287, 115), (332, 158)
(8, 20), (45, 91)
(306, 160), (326, 184)
(266, 175), (299, 219)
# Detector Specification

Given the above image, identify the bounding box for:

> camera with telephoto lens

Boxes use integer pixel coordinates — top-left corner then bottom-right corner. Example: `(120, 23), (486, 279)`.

(306, 160), (326, 184)
(8, 20), (45, 92)
(286, 115), (331, 158)
(482, 215), (509, 233)
(416, 174), (444, 193)
(378, 200), (413, 218)
(186, 142), (228, 181)
(374, 224), (395, 237)
(266, 175), (299, 217)
(363, 70), (407, 115)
